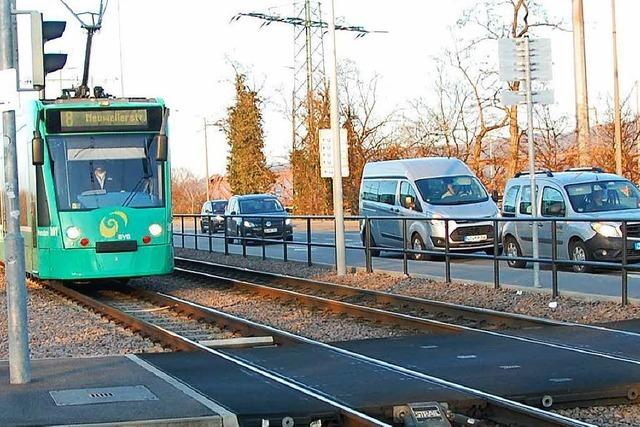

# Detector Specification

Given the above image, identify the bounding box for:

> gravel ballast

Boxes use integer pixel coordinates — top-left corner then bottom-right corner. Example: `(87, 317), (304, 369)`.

(0, 277), (164, 359)
(175, 247), (640, 324)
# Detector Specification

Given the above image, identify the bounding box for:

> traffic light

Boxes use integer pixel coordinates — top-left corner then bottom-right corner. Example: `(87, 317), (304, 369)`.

(31, 12), (67, 88)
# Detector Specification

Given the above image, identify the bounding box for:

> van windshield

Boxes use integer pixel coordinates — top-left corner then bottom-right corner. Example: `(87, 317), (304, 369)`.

(415, 175), (489, 206)
(565, 180), (640, 213)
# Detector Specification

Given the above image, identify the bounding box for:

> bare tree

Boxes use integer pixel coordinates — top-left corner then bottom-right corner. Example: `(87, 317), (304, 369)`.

(172, 168), (206, 214)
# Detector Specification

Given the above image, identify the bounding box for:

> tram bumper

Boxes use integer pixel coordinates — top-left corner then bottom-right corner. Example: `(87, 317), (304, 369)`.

(38, 244), (174, 280)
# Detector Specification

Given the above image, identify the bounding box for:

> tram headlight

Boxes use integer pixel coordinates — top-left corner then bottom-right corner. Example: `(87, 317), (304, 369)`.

(66, 226), (81, 240)
(148, 223), (163, 237)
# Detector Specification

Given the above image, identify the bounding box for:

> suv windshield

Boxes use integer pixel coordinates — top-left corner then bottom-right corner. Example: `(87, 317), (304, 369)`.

(565, 180), (640, 213)
(415, 175), (488, 206)
(48, 134), (163, 210)
(239, 198), (284, 214)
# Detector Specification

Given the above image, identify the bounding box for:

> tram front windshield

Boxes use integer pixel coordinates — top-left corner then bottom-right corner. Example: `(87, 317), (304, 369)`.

(48, 134), (164, 210)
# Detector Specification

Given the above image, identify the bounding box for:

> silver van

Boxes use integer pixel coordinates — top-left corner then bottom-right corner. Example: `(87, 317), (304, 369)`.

(501, 168), (640, 273)
(359, 157), (500, 259)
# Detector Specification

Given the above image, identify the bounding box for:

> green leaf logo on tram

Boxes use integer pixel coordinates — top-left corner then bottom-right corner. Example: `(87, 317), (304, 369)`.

(99, 210), (128, 239)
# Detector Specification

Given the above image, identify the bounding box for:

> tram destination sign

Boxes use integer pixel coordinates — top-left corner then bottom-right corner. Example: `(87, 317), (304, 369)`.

(45, 107), (163, 133)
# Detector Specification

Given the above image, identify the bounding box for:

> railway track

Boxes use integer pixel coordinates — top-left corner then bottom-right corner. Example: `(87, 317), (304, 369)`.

(45, 278), (591, 427)
(174, 256), (640, 366)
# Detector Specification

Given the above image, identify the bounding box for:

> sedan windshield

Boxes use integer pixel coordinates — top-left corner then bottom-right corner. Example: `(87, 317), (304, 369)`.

(415, 175), (488, 206)
(239, 198), (284, 214)
(48, 134), (163, 210)
(565, 180), (640, 213)
(211, 201), (227, 213)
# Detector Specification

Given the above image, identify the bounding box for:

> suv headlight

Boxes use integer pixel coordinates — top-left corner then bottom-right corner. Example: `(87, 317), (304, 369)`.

(285, 218), (292, 226)
(244, 220), (257, 228)
(591, 222), (621, 238)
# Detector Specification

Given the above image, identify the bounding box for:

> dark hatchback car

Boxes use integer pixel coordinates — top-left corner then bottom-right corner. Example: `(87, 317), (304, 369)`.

(225, 194), (293, 244)
(200, 200), (228, 233)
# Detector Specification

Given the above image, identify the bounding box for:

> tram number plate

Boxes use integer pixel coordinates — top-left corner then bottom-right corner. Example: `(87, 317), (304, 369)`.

(634, 242), (640, 250)
(264, 228), (278, 233)
(464, 234), (487, 242)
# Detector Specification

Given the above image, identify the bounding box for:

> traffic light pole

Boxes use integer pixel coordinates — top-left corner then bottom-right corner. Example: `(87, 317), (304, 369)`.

(1, 0), (32, 384)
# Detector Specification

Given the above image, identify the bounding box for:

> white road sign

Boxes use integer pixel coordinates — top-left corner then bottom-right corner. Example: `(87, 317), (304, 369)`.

(319, 128), (349, 178)
(501, 89), (555, 107)
(498, 38), (552, 82)
(0, 69), (18, 112)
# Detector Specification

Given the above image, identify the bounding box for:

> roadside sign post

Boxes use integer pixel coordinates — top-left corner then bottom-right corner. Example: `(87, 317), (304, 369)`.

(499, 36), (554, 290)
(326, 0), (347, 276)
(1, 0), (31, 384)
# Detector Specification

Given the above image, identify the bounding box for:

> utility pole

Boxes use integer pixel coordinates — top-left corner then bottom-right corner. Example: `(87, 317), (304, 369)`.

(572, 0), (590, 166)
(327, 0), (345, 276)
(611, 0), (623, 176)
(203, 118), (211, 201)
(1, 0), (31, 384)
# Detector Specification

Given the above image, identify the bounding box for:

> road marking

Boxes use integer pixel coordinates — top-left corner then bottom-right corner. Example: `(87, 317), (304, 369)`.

(499, 365), (521, 370)
(420, 345), (438, 349)
(548, 378), (573, 383)
(456, 355), (477, 359)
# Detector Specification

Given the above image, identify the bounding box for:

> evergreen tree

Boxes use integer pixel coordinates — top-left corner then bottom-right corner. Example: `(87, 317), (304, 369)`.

(225, 73), (274, 195)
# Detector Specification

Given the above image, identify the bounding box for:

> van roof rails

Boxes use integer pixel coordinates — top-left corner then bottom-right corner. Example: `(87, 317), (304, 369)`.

(564, 167), (604, 173)
(514, 170), (554, 178)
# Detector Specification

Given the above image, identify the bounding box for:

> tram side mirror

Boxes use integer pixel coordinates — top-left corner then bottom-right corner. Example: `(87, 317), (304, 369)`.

(156, 134), (168, 162)
(491, 190), (499, 203)
(32, 132), (44, 165)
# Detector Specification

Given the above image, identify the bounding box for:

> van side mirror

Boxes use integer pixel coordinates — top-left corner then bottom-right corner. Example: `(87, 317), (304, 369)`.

(491, 190), (499, 203)
(32, 132), (44, 165)
(156, 134), (168, 162)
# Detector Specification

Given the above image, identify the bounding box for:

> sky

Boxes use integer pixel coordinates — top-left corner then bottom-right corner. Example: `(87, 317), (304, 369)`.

(10, 0), (640, 178)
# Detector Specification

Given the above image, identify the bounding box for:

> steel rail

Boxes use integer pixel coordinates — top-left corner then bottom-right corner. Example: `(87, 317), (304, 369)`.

(44, 280), (386, 427)
(174, 257), (640, 368)
(174, 257), (554, 329)
(45, 279), (591, 427)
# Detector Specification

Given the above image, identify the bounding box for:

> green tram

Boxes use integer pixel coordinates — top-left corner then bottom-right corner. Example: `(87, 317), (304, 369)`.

(0, 98), (173, 280)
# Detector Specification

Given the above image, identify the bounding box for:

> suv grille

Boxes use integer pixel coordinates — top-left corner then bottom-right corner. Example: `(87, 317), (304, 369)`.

(626, 222), (640, 239)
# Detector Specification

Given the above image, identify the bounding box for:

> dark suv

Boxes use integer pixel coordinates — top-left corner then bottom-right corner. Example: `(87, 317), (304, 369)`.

(225, 194), (293, 244)
(200, 200), (228, 233)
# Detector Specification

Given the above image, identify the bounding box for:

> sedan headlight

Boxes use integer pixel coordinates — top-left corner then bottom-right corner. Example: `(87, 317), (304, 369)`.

(244, 220), (257, 228)
(591, 222), (621, 238)
(66, 226), (81, 240)
(148, 223), (163, 237)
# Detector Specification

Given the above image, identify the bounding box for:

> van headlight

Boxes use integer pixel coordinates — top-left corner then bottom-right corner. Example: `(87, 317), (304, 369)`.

(429, 213), (445, 227)
(66, 226), (81, 240)
(149, 223), (163, 237)
(591, 222), (621, 238)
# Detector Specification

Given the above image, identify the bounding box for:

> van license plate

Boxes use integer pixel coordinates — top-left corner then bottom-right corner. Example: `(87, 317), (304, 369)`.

(634, 242), (640, 250)
(264, 228), (277, 233)
(464, 235), (487, 242)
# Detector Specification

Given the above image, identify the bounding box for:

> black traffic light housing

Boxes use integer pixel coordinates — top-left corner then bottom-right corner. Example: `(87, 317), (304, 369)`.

(31, 13), (68, 89)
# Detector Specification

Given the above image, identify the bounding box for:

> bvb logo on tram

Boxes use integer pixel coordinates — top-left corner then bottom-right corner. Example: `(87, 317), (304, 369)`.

(99, 210), (129, 239)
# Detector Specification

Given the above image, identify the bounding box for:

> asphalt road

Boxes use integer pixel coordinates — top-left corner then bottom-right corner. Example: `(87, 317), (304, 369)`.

(173, 226), (640, 301)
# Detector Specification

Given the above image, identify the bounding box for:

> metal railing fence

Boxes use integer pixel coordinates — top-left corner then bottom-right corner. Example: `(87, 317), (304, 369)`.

(172, 213), (640, 306)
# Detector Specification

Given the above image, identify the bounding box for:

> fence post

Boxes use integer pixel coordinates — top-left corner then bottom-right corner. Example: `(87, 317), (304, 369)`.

(307, 217), (312, 266)
(365, 218), (372, 273)
(224, 216), (229, 256)
(402, 218), (408, 276)
(282, 217), (288, 262)
(261, 217), (266, 260)
(181, 216), (185, 248)
(550, 220), (559, 298)
(194, 215), (198, 251)
(208, 215), (212, 253)
(444, 219), (451, 284)
(622, 220), (628, 306)
(241, 216), (247, 258)
(493, 218), (500, 289)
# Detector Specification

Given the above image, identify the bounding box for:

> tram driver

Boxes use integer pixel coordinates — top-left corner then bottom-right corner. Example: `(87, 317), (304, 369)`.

(90, 162), (120, 192)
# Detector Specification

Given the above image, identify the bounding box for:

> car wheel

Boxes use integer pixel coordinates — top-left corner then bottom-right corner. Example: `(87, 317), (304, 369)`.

(569, 240), (593, 273)
(504, 236), (526, 268)
(411, 233), (430, 261)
